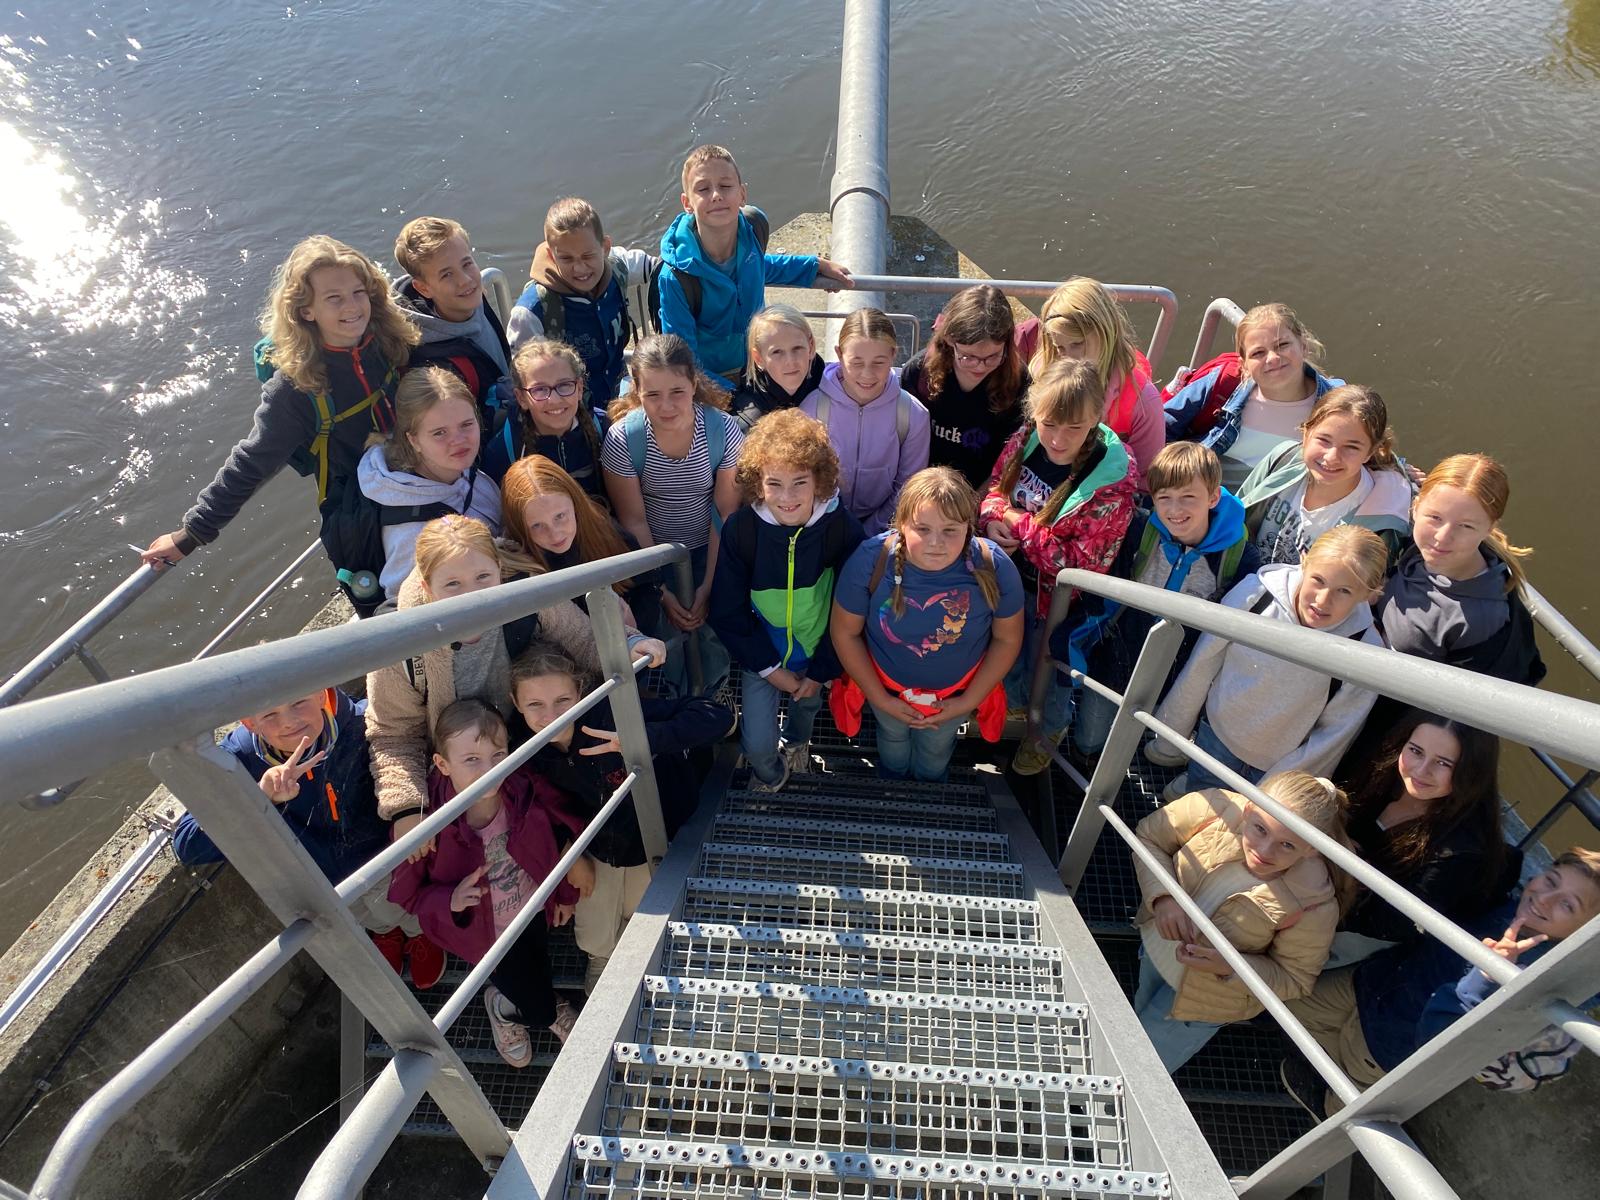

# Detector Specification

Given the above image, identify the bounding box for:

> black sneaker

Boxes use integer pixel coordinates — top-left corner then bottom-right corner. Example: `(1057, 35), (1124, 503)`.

(1278, 1053), (1328, 1119)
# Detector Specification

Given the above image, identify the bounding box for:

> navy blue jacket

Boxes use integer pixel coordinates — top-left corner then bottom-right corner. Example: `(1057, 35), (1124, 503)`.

(482, 406), (612, 501)
(172, 690), (388, 883)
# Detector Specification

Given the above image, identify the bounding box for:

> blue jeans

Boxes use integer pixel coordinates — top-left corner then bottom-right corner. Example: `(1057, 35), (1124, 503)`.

(660, 544), (731, 698)
(1133, 951), (1224, 1071)
(1186, 718), (1265, 792)
(1072, 686), (1117, 756)
(1003, 606), (1073, 735)
(870, 702), (962, 782)
(740, 670), (824, 785)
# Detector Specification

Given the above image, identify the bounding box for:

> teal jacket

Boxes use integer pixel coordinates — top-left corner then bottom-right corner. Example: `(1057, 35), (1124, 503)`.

(1236, 441), (1413, 563)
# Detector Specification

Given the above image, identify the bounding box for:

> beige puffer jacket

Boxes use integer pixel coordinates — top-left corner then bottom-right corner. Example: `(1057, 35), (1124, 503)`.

(365, 570), (616, 821)
(1133, 788), (1338, 1023)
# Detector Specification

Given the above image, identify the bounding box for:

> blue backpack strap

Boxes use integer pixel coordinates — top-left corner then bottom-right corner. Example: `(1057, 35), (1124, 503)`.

(623, 407), (649, 479)
(704, 408), (729, 533)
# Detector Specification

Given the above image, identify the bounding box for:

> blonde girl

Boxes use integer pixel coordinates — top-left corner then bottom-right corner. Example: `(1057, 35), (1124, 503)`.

(484, 338), (611, 500)
(1147, 525), (1389, 796)
(364, 515), (660, 855)
(801, 308), (931, 534)
(829, 468), (1025, 781)
(1021, 278), (1162, 487)
(1132, 772), (1351, 1069)
(601, 333), (741, 694)
(1376, 454), (1543, 684)
(902, 285), (1027, 489)
(142, 235), (419, 568)
(357, 366), (502, 604)
(1235, 384), (1412, 568)
(731, 305), (825, 431)
(1164, 302), (1343, 489)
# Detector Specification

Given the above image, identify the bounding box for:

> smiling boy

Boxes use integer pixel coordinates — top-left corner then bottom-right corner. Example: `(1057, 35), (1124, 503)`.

(394, 216), (512, 412)
(658, 145), (853, 381)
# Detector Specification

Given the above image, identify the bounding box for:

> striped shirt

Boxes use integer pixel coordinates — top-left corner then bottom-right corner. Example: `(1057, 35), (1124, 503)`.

(601, 406), (743, 549)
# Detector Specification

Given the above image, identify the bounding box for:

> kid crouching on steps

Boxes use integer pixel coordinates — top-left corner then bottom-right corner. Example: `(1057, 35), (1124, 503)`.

(802, 308), (931, 535)
(388, 700), (584, 1066)
(1133, 771), (1351, 1070)
(1146, 525), (1389, 798)
(512, 644), (734, 992)
(830, 468), (1025, 782)
(710, 410), (865, 792)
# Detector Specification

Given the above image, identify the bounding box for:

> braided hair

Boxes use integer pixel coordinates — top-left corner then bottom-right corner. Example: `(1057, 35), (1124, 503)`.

(886, 467), (1001, 618)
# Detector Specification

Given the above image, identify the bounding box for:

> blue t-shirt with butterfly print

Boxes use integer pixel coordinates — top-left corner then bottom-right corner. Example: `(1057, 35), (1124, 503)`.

(834, 532), (1024, 691)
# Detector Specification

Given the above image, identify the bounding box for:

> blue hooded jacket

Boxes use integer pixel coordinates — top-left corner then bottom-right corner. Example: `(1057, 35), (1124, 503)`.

(657, 208), (819, 377)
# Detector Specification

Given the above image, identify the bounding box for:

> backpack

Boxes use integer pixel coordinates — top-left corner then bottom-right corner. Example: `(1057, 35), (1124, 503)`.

(646, 206), (770, 327)
(620, 406), (730, 531)
(1130, 520), (1249, 597)
(1166, 352), (1245, 436)
(254, 337), (400, 505)
(529, 250), (655, 348)
(317, 467), (479, 618)
(810, 389), (913, 443)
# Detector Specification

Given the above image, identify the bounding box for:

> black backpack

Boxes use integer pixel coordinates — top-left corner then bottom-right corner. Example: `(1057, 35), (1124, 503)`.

(317, 468), (478, 618)
(645, 205), (770, 329)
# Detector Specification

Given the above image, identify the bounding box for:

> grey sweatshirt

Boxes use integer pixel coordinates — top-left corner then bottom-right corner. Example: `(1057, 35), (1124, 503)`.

(1154, 563), (1384, 776)
(356, 445), (503, 601)
(1377, 544), (1511, 660)
(394, 275), (509, 375)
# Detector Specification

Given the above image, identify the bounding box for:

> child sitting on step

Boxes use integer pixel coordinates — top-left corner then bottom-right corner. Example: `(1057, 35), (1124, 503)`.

(1133, 772), (1351, 1070)
(709, 410), (865, 792)
(389, 700), (585, 1065)
(801, 307), (931, 535)
(830, 468), (1024, 782)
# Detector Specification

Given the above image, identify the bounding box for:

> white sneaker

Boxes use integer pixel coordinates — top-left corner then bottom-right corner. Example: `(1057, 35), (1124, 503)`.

(782, 740), (813, 776)
(750, 755), (792, 795)
(1144, 737), (1188, 768)
(548, 996), (579, 1045)
(483, 985), (532, 1068)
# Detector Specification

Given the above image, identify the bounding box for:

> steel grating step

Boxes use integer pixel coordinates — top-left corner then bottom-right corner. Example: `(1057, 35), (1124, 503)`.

(747, 771), (991, 805)
(719, 792), (999, 831)
(568, 1136), (1170, 1200)
(681, 877), (1042, 941)
(637, 976), (1090, 1072)
(601, 1044), (1132, 1169)
(696, 842), (1025, 897)
(664, 922), (1066, 999)
(708, 812), (1009, 857)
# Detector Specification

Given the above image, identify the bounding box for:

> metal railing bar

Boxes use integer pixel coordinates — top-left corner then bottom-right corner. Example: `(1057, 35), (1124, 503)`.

(1130, 707), (1521, 987)
(1521, 579), (1600, 684)
(1099, 805), (1361, 1104)
(1068, 666), (1125, 708)
(1048, 748), (1090, 793)
(29, 919), (315, 1198)
(1186, 296), (1245, 374)
(435, 771), (639, 1033)
(297, 1048), (440, 1200)
(72, 645), (110, 684)
(0, 543), (687, 803)
(192, 537), (325, 662)
(1050, 569), (1600, 771)
(1543, 998), (1600, 1057)
(1341, 1122), (1461, 1200)
(0, 564), (162, 707)
(1520, 753), (1600, 846)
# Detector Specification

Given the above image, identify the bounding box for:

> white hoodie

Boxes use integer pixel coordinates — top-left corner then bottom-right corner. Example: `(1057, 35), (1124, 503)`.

(1153, 562), (1384, 777)
(356, 444), (503, 601)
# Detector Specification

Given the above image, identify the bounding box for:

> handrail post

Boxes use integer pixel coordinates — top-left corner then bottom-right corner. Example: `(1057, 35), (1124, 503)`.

(587, 586), (670, 864)
(828, 0), (891, 333)
(298, 1050), (441, 1200)
(1058, 619), (1184, 887)
(0, 565), (163, 707)
(670, 556), (705, 696)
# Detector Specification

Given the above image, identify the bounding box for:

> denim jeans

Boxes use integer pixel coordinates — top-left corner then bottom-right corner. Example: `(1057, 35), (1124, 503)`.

(1072, 686), (1117, 756)
(740, 670), (824, 785)
(870, 702), (962, 781)
(1003, 605), (1073, 735)
(1186, 718), (1265, 792)
(1133, 951), (1224, 1071)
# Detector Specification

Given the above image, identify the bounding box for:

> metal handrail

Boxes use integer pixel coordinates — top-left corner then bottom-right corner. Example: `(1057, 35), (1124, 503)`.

(0, 565), (163, 707)
(843, 273), (1179, 369)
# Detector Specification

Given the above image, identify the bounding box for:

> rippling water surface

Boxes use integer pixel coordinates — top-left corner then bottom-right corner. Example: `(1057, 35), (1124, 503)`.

(0, 0), (1597, 945)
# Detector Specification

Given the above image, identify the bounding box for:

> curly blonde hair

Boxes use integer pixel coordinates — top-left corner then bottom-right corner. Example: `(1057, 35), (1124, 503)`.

(259, 235), (418, 396)
(735, 409), (839, 503)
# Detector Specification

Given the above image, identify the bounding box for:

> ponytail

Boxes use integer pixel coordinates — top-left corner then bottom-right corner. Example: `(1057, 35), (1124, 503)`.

(1417, 453), (1532, 593)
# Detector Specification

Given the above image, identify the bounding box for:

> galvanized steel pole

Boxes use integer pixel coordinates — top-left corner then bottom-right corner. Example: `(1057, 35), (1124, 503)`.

(827, 0), (891, 338)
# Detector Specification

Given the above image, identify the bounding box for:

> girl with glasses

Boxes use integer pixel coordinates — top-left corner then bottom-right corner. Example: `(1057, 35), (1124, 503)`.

(483, 338), (611, 503)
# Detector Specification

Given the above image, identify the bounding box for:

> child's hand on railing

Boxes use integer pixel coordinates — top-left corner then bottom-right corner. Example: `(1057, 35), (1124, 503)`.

(566, 854), (597, 899)
(392, 812), (437, 863)
(139, 531), (190, 570)
(1152, 895), (1200, 944)
(578, 727), (623, 757)
(661, 589), (704, 632)
(450, 866), (487, 913)
(631, 638), (668, 668)
(257, 736), (327, 805)
(815, 259), (854, 290)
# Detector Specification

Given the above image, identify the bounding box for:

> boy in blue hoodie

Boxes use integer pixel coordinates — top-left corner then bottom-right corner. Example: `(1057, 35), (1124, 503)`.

(658, 145), (853, 381)
(172, 687), (445, 988)
(1033, 442), (1259, 771)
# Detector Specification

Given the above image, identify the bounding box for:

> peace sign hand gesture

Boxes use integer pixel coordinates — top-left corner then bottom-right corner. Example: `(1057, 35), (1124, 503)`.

(1482, 919), (1548, 966)
(258, 736), (328, 805)
(451, 866), (488, 913)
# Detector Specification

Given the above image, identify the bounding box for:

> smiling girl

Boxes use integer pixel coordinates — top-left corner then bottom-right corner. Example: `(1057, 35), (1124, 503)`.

(483, 339), (611, 499)
(1147, 525), (1389, 794)
(730, 305), (826, 432)
(1235, 385), (1413, 568)
(357, 367), (502, 602)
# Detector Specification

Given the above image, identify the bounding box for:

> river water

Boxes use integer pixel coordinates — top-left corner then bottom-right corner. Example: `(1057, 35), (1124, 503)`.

(0, 0), (1597, 948)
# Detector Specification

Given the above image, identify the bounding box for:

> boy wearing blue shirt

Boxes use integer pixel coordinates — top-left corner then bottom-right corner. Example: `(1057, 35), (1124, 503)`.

(658, 145), (853, 381)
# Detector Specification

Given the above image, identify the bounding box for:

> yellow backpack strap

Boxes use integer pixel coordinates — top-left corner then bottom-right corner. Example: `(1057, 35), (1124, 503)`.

(307, 388), (381, 504)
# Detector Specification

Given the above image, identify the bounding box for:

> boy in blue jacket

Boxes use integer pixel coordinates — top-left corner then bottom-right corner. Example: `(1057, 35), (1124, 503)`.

(658, 145), (853, 381)
(172, 687), (445, 987)
(1029, 442), (1259, 773)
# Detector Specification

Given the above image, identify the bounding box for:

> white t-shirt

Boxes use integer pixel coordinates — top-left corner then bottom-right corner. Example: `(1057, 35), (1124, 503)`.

(1223, 393), (1317, 490)
(1255, 471), (1375, 566)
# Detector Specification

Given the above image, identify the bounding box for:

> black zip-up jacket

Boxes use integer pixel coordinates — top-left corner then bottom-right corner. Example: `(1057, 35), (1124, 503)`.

(730, 354), (825, 432)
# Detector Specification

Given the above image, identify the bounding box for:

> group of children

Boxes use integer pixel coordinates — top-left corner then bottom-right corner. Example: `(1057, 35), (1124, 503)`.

(156, 143), (1592, 1094)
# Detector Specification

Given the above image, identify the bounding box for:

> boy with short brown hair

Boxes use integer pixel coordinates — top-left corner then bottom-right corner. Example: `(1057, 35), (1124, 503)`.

(393, 215), (511, 410)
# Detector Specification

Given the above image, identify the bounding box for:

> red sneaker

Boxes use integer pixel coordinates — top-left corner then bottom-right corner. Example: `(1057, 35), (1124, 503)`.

(405, 933), (446, 990)
(369, 926), (406, 975)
